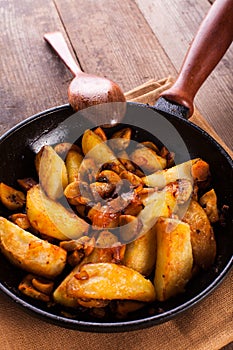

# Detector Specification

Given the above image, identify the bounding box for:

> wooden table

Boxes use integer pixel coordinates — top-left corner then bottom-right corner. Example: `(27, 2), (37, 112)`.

(1, 0), (232, 150)
(0, 1), (232, 349)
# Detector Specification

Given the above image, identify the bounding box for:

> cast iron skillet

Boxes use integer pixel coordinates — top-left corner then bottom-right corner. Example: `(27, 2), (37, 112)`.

(0, 0), (232, 332)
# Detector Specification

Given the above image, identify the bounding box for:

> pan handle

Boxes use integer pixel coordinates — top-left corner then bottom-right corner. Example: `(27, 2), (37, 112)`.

(159, 0), (233, 118)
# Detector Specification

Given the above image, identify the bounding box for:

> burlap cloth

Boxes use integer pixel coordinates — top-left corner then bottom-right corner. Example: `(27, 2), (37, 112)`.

(0, 77), (232, 350)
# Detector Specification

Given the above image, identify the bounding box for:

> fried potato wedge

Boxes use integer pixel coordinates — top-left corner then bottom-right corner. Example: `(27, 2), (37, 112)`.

(53, 263), (156, 307)
(123, 225), (157, 276)
(182, 199), (216, 269)
(26, 185), (89, 240)
(154, 218), (193, 301)
(37, 145), (68, 200)
(142, 158), (200, 188)
(65, 149), (83, 183)
(0, 217), (67, 279)
(139, 191), (176, 235)
(81, 129), (125, 173)
(130, 145), (166, 173)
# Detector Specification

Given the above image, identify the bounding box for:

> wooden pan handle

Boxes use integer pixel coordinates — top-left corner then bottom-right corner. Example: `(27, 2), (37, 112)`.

(44, 32), (82, 76)
(161, 0), (233, 117)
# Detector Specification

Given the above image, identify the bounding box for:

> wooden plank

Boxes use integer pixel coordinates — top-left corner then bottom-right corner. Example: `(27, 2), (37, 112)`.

(0, 0), (73, 135)
(135, 0), (233, 150)
(54, 0), (176, 93)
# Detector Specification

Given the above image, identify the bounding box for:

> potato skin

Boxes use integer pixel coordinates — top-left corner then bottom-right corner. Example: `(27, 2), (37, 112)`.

(139, 191), (176, 235)
(130, 146), (166, 173)
(81, 129), (124, 172)
(54, 263), (156, 306)
(123, 226), (157, 276)
(0, 217), (67, 279)
(37, 145), (68, 200)
(182, 200), (216, 270)
(26, 185), (89, 240)
(154, 218), (193, 301)
(65, 149), (83, 183)
(143, 158), (199, 188)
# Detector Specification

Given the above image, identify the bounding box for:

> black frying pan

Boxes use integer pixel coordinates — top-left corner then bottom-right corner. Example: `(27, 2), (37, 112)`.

(0, 0), (232, 332)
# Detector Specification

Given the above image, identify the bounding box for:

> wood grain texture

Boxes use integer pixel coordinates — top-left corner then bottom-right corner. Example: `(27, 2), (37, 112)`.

(135, 0), (233, 150)
(54, 0), (176, 92)
(0, 0), (73, 135)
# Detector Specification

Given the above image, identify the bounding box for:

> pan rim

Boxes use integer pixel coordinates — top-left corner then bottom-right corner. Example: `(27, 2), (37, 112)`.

(1, 102), (231, 166)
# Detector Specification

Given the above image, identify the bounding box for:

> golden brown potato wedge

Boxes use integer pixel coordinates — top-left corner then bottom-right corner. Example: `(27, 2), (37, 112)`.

(182, 199), (216, 269)
(123, 225), (157, 276)
(93, 127), (107, 141)
(0, 217), (67, 279)
(81, 129), (125, 173)
(142, 158), (200, 188)
(65, 149), (83, 183)
(37, 145), (68, 200)
(130, 145), (167, 173)
(142, 180), (192, 207)
(26, 185), (89, 240)
(154, 218), (193, 301)
(119, 215), (141, 242)
(0, 183), (25, 210)
(139, 191), (176, 235)
(54, 263), (156, 307)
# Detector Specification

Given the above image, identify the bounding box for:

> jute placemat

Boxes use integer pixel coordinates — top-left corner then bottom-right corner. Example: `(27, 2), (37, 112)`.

(0, 77), (232, 350)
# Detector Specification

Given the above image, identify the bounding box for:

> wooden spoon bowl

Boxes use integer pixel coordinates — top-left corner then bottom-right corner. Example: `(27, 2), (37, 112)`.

(44, 32), (126, 112)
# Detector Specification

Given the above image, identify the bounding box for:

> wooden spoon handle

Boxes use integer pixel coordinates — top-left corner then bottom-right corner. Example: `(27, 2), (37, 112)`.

(44, 31), (82, 76)
(161, 0), (233, 117)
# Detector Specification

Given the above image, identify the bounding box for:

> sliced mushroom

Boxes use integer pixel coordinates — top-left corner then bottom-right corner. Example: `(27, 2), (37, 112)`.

(90, 182), (115, 200)
(0, 183), (25, 211)
(18, 274), (53, 302)
(17, 177), (37, 191)
(64, 181), (93, 205)
(9, 213), (31, 230)
(199, 189), (219, 223)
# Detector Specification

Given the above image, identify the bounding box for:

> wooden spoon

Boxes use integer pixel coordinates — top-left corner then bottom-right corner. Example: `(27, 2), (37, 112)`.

(44, 31), (126, 112)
